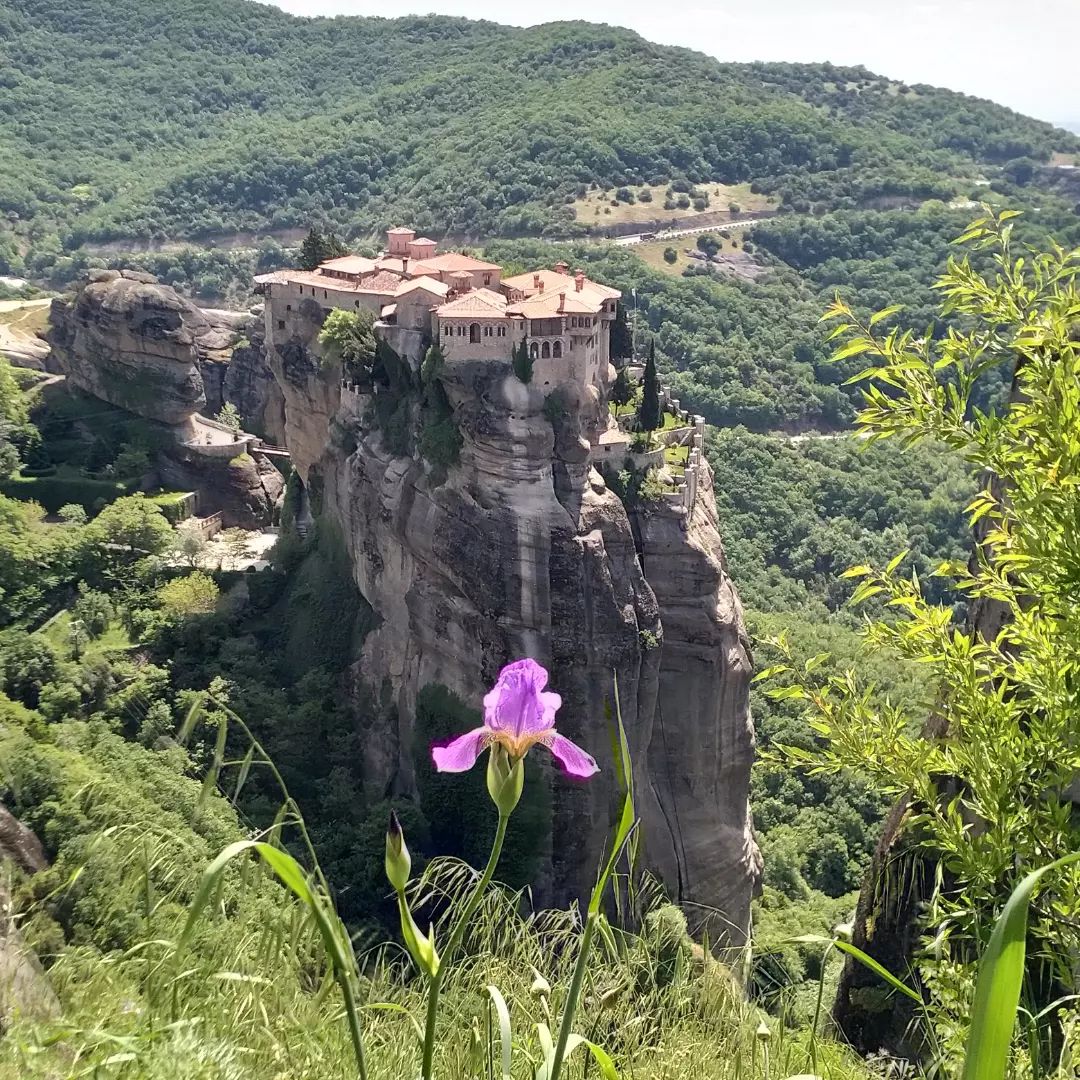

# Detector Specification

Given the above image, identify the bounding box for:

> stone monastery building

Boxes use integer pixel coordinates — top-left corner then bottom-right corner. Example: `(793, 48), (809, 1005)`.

(257, 227), (620, 390)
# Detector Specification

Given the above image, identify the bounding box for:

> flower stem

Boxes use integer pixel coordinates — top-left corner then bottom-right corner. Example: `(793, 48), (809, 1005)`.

(420, 811), (510, 1080)
(337, 968), (369, 1080)
(548, 907), (598, 1080)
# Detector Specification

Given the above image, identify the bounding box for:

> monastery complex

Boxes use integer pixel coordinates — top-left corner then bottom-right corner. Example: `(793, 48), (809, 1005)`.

(257, 227), (619, 389)
(257, 228), (704, 511)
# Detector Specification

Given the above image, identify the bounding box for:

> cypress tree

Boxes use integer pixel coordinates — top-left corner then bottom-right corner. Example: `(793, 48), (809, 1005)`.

(611, 365), (631, 414)
(610, 301), (632, 360)
(512, 338), (533, 384)
(299, 227), (326, 270)
(324, 232), (348, 260)
(638, 340), (661, 431)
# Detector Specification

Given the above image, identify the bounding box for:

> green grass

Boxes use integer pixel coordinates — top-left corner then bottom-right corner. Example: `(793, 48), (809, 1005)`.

(571, 181), (775, 227)
(664, 443), (689, 469)
(0, 687), (876, 1080)
(36, 609), (133, 659)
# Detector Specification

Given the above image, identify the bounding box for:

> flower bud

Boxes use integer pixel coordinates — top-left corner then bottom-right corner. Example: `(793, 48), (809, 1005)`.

(833, 921), (853, 943)
(530, 966), (551, 1000)
(385, 810), (411, 893)
(756, 1020), (772, 1042)
(486, 743), (524, 817)
(396, 891), (440, 978)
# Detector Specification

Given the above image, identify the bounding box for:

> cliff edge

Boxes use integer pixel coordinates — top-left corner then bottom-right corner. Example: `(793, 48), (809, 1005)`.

(262, 278), (760, 944)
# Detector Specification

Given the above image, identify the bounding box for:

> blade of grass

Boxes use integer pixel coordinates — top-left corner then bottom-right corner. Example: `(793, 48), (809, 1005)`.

(487, 984), (512, 1080)
(962, 851), (1080, 1080)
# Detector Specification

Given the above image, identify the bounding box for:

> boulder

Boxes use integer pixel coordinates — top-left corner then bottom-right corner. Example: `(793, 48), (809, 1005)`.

(46, 270), (207, 423)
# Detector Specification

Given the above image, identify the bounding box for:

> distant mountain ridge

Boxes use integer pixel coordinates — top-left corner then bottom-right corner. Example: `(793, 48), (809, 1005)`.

(0, 0), (1075, 264)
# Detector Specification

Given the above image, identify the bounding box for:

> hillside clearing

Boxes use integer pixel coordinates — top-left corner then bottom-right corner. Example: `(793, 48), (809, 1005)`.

(572, 182), (775, 227)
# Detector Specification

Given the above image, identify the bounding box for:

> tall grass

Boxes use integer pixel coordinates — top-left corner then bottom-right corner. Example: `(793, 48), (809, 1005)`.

(0, 689), (872, 1080)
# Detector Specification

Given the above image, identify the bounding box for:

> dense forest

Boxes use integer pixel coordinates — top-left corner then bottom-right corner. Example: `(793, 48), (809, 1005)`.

(2, 2), (1080, 1076)
(0, 0), (1076, 278)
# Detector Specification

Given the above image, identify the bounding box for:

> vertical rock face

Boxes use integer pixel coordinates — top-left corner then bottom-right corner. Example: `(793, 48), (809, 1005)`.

(46, 270), (208, 423)
(263, 303), (760, 944)
(46, 272), (285, 440)
(200, 307), (287, 443)
(630, 489), (761, 937)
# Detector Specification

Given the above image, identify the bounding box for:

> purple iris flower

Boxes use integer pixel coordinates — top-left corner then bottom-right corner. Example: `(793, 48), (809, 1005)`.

(432, 659), (599, 779)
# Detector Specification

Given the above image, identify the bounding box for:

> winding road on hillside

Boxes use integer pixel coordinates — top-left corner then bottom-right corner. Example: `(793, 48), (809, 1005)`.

(612, 217), (765, 247)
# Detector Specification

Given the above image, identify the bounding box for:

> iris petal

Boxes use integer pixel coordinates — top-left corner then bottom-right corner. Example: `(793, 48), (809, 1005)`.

(548, 733), (599, 778)
(485, 658), (553, 737)
(431, 728), (489, 772)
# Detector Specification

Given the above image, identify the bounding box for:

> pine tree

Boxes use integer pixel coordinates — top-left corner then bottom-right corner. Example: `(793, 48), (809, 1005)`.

(638, 340), (661, 432)
(512, 338), (533, 384)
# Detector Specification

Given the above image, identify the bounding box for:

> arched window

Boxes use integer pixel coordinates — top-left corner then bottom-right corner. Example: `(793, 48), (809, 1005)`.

(529, 342), (539, 360)
(541, 341), (551, 359)
(469, 323), (481, 344)
(483, 325), (491, 337)
(552, 340), (563, 358)
(444, 324), (451, 336)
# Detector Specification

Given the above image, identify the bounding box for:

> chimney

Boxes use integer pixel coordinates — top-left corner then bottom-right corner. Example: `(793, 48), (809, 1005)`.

(538, 279), (544, 293)
(533, 273), (541, 289)
(402, 256), (409, 276)
(554, 260), (569, 275)
(574, 269), (585, 292)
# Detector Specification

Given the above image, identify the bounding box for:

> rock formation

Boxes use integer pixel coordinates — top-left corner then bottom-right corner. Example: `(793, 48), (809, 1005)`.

(0, 804), (60, 1031)
(46, 269), (209, 424)
(156, 450), (285, 530)
(199, 306), (286, 442)
(46, 271), (284, 439)
(262, 297), (761, 945)
(43, 272), (286, 527)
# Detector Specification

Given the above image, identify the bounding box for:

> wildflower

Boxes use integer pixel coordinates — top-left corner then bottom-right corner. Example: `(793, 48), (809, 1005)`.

(431, 658), (599, 778)
(384, 809), (411, 893)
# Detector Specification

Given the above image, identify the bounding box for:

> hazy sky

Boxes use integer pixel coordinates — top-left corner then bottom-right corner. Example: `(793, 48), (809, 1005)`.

(267, 0), (1074, 126)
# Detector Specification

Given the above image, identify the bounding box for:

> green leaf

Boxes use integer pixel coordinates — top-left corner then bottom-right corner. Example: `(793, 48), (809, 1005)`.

(840, 565), (873, 580)
(832, 940), (923, 1005)
(487, 984), (513, 1080)
(962, 852), (1080, 1080)
(868, 304), (904, 327)
(831, 339), (874, 362)
(885, 549), (910, 575)
(536, 1035), (620, 1080)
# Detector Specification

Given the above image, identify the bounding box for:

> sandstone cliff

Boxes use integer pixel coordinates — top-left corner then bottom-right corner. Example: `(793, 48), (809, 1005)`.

(44, 272), (286, 527)
(264, 298), (760, 944)
(46, 271), (283, 439)
(46, 270), (208, 423)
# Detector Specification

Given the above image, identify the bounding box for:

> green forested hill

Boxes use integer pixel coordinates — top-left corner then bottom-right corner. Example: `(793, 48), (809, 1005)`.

(0, 0), (1075, 264)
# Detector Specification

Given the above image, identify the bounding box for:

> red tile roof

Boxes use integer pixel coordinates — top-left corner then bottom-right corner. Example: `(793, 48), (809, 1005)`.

(500, 268), (620, 304)
(282, 268), (401, 295)
(425, 251), (502, 273)
(319, 255), (378, 275)
(436, 288), (509, 318)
